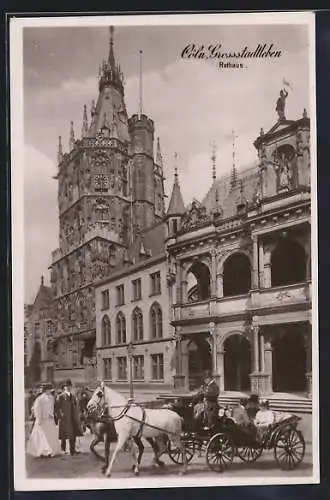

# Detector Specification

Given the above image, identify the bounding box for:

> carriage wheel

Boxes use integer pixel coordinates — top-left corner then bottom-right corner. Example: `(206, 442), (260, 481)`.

(274, 429), (306, 471)
(206, 433), (235, 473)
(236, 445), (263, 463)
(167, 439), (195, 465)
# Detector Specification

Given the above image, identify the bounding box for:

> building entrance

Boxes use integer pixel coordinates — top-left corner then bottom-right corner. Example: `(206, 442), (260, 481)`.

(272, 328), (307, 393)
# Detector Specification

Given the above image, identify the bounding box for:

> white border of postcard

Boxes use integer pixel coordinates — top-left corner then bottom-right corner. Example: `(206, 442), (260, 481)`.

(11, 11), (319, 491)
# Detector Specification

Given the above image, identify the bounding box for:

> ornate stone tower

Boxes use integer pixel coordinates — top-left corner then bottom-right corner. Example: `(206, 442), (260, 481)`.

(50, 27), (165, 383)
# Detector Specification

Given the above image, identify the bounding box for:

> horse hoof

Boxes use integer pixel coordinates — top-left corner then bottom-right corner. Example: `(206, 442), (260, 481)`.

(158, 461), (165, 468)
(105, 473), (111, 478)
(179, 470), (187, 476)
(134, 470), (140, 477)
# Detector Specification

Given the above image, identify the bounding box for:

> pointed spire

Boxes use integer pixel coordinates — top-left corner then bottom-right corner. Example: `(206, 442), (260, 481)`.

(156, 137), (163, 168)
(211, 142), (217, 183)
(230, 129), (238, 190)
(303, 108), (308, 118)
(69, 121), (75, 151)
(41, 275), (44, 287)
(57, 136), (63, 164)
(108, 26), (115, 68)
(167, 153), (185, 217)
(81, 104), (88, 138)
(138, 50), (143, 117)
(98, 26), (123, 94)
(91, 100), (96, 117)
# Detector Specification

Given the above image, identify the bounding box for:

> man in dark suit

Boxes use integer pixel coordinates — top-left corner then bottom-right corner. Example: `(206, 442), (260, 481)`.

(56, 379), (83, 455)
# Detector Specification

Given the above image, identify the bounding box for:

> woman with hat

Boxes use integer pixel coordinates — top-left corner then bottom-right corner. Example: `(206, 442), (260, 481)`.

(27, 383), (61, 458)
(56, 379), (83, 455)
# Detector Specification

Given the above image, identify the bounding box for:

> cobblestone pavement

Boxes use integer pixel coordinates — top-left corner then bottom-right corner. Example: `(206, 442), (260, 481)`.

(25, 432), (313, 479)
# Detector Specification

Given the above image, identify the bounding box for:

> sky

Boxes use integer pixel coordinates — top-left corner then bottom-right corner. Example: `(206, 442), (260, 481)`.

(22, 21), (311, 303)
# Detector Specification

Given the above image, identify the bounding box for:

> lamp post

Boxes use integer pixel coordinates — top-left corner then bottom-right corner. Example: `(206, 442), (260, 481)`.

(127, 341), (135, 399)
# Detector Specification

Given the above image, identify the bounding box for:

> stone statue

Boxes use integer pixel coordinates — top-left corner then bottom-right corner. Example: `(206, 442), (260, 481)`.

(279, 154), (290, 189)
(276, 88), (288, 120)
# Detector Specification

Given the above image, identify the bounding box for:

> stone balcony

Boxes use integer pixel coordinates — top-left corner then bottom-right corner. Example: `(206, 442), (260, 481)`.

(173, 281), (311, 323)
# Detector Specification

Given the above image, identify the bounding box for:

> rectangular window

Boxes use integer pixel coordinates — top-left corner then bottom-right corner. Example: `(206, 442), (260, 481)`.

(173, 219), (178, 234)
(151, 354), (164, 381)
(132, 278), (142, 301)
(103, 358), (112, 380)
(150, 271), (161, 296)
(116, 285), (125, 306)
(101, 289), (110, 310)
(133, 355), (144, 380)
(117, 357), (127, 380)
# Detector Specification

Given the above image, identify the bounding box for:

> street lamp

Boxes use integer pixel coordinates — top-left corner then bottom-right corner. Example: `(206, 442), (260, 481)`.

(127, 341), (135, 399)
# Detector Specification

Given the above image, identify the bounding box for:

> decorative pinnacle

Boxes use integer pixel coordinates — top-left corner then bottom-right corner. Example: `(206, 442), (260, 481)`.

(303, 108), (308, 118)
(109, 26), (115, 66)
(57, 135), (63, 164)
(69, 121), (75, 150)
(230, 129), (238, 190)
(82, 104), (88, 138)
(41, 275), (44, 286)
(211, 142), (217, 183)
(174, 153), (179, 184)
(156, 137), (163, 168)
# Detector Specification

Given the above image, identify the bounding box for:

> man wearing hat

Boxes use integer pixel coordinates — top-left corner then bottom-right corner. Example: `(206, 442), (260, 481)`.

(56, 379), (83, 455)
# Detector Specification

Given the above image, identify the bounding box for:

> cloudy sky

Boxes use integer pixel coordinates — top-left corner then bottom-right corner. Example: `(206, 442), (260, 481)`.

(22, 20), (311, 303)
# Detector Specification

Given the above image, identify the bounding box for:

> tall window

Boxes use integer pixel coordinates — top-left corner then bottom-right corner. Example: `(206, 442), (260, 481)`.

(101, 315), (111, 346)
(116, 312), (126, 344)
(101, 289), (110, 310)
(116, 285), (125, 306)
(150, 303), (163, 339)
(132, 307), (144, 341)
(117, 357), (127, 380)
(46, 320), (53, 337)
(151, 354), (164, 380)
(150, 271), (161, 295)
(133, 355), (144, 380)
(103, 358), (112, 380)
(34, 322), (40, 339)
(132, 278), (142, 301)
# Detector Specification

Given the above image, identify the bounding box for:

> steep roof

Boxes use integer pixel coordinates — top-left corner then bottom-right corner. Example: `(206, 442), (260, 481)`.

(202, 162), (260, 219)
(33, 281), (54, 311)
(167, 180), (185, 216)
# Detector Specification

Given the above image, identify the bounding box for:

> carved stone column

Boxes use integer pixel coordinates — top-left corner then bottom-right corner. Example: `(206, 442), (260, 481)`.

(217, 348), (225, 392)
(216, 272), (224, 298)
(258, 240), (265, 288)
(251, 235), (259, 289)
(211, 250), (217, 297)
(263, 248), (272, 288)
(173, 332), (185, 390)
(181, 262), (189, 304)
(175, 262), (182, 303)
(305, 321), (312, 398)
(252, 322), (260, 373)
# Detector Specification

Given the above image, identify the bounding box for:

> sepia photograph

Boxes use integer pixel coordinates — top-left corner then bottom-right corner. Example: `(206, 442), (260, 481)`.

(10, 11), (318, 490)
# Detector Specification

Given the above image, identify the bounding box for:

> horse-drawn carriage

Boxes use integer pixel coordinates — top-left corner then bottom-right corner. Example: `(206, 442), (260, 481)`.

(165, 395), (306, 473)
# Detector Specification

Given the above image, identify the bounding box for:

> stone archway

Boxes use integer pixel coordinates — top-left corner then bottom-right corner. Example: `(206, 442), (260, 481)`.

(223, 253), (251, 297)
(187, 336), (212, 390)
(223, 334), (251, 392)
(272, 327), (307, 393)
(187, 261), (211, 302)
(271, 238), (306, 287)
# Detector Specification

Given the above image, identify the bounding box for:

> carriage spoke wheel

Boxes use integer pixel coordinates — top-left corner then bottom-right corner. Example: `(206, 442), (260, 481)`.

(236, 445), (263, 463)
(274, 429), (306, 471)
(167, 439), (195, 465)
(206, 433), (235, 473)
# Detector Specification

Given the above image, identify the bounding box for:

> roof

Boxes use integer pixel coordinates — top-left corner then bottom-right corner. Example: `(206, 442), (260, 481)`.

(167, 181), (185, 216)
(33, 283), (54, 311)
(202, 162), (260, 219)
(104, 220), (167, 282)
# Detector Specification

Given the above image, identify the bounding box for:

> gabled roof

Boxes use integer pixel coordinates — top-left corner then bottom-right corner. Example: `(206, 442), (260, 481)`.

(33, 282), (54, 311)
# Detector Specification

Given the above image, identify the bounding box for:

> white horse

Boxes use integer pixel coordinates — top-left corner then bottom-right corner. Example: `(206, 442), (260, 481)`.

(87, 384), (187, 477)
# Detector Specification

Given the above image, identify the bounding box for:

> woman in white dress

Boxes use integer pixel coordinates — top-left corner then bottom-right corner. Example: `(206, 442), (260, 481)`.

(27, 383), (61, 458)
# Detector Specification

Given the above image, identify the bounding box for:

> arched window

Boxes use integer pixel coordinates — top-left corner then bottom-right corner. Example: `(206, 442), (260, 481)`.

(271, 238), (306, 287)
(150, 302), (163, 339)
(223, 253), (251, 297)
(187, 261), (211, 302)
(102, 315), (111, 346)
(132, 307), (143, 341)
(116, 312), (126, 344)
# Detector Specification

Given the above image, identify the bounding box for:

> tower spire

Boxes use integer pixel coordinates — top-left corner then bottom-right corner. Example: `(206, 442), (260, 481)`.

(81, 104), (88, 138)
(167, 153), (185, 217)
(174, 152), (179, 184)
(69, 121), (75, 151)
(138, 50), (143, 117)
(230, 129), (238, 190)
(211, 142), (217, 183)
(98, 25), (123, 94)
(57, 136), (63, 164)
(108, 26), (115, 68)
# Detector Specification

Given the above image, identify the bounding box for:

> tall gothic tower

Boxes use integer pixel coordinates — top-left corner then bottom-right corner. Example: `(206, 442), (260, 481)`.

(50, 27), (165, 382)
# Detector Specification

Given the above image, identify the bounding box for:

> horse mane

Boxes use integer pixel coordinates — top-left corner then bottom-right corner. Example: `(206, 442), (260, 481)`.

(103, 384), (127, 407)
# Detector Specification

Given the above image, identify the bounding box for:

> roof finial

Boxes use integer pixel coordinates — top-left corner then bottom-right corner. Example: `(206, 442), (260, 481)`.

(41, 275), (44, 287)
(138, 50), (143, 117)
(230, 129), (238, 190)
(69, 121), (75, 150)
(108, 26), (115, 67)
(174, 153), (179, 184)
(211, 142), (217, 183)
(57, 136), (63, 164)
(81, 104), (88, 138)
(156, 137), (163, 168)
(303, 108), (308, 118)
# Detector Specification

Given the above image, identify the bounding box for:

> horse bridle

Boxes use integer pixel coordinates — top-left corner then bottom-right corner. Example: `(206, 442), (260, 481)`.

(90, 385), (131, 422)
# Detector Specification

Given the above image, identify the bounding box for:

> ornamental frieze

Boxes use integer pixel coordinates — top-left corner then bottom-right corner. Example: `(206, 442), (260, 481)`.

(181, 200), (211, 231)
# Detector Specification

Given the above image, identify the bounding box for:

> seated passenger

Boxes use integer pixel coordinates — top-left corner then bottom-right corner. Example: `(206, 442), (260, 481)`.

(232, 398), (250, 426)
(254, 399), (275, 441)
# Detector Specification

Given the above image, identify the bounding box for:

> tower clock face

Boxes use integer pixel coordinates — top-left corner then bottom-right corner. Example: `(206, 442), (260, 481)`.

(94, 174), (109, 191)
